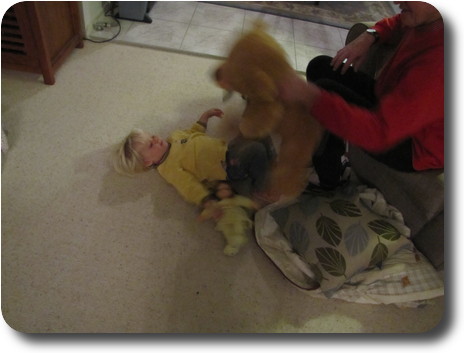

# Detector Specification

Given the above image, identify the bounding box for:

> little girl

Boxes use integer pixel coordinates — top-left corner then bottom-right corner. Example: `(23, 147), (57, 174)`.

(113, 108), (274, 206)
(198, 181), (259, 256)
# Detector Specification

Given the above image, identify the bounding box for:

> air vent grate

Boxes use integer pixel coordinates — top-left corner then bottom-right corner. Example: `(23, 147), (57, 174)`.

(1, 7), (26, 55)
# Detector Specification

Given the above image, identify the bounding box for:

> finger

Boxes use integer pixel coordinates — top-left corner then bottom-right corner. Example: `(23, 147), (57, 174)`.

(210, 109), (223, 118)
(332, 55), (348, 72)
(333, 58), (347, 74)
(332, 48), (348, 65)
(330, 55), (337, 67)
(331, 55), (343, 71)
(340, 61), (349, 75)
(331, 61), (340, 72)
(331, 50), (344, 66)
(340, 57), (355, 75)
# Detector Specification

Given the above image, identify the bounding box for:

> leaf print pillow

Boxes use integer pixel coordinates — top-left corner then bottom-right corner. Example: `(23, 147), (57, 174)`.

(271, 183), (412, 297)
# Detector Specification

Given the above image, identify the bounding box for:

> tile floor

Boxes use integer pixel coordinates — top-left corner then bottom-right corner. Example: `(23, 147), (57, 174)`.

(90, 1), (348, 72)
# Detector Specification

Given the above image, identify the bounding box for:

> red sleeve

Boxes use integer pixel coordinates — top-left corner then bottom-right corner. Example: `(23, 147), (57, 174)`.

(310, 54), (443, 152)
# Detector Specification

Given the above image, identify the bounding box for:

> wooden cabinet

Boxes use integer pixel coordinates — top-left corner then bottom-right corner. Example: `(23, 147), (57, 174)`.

(1, 1), (84, 85)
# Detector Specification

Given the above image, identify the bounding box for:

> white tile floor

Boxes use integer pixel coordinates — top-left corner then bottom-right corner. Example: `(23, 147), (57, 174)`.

(91, 1), (349, 72)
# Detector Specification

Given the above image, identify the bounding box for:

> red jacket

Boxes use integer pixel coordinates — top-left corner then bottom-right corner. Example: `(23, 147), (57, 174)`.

(311, 15), (444, 170)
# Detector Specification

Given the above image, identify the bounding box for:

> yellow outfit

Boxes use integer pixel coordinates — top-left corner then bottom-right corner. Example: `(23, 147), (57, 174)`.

(157, 123), (228, 205)
(200, 195), (255, 256)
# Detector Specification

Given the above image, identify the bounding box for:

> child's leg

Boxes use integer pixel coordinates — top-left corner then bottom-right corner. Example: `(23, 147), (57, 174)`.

(221, 223), (249, 256)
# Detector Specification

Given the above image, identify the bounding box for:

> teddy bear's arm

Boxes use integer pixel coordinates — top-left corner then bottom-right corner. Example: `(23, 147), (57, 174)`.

(243, 69), (278, 102)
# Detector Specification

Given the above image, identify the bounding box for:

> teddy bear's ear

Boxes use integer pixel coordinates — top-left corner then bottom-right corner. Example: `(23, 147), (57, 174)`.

(247, 69), (278, 102)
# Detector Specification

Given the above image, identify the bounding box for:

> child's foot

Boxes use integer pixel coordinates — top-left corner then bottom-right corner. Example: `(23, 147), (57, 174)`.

(224, 245), (240, 256)
(224, 235), (249, 256)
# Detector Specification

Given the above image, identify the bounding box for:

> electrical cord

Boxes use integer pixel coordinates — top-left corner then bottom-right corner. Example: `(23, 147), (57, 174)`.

(84, 3), (122, 43)
(84, 17), (121, 43)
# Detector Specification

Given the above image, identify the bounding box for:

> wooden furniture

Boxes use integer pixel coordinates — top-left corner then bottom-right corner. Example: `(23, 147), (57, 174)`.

(1, 1), (84, 85)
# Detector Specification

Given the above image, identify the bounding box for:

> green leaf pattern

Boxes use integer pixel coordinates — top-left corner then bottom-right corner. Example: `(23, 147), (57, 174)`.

(315, 247), (346, 277)
(344, 223), (369, 256)
(289, 222), (309, 255)
(368, 219), (401, 241)
(369, 242), (389, 267)
(316, 215), (342, 247)
(329, 199), (362, 217)
(275, 190), (409, 295)
(271, 207), (289, 229)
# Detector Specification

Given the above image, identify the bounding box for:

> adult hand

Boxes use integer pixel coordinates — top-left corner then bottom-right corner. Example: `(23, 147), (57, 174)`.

(331, 32), (375, 74)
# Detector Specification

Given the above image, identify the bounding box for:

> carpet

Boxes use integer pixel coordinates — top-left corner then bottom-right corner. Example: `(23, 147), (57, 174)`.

(1, 41), (443, 333)
(207, 1), (397, 29)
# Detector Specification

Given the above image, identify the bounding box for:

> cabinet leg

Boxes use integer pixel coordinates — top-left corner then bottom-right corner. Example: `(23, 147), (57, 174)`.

(76, 38), (84, 49)
(43, 74), (56, 85)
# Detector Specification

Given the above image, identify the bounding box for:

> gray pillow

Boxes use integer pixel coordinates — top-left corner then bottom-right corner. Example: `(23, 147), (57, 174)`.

(272, 183), (413, 297)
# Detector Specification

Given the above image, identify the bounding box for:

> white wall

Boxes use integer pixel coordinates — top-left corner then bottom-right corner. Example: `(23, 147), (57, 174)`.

(389, 1), (401, 14)
(81, 1), (105, 37)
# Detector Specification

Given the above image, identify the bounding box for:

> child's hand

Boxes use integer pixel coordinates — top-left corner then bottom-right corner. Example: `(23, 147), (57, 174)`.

(199, 108), (224, 124)
(210, 207), (224, 221)
(198, 202), (223, 222)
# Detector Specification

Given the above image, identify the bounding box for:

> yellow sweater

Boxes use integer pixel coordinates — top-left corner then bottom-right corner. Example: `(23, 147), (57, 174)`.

(157, 123), (228, 205)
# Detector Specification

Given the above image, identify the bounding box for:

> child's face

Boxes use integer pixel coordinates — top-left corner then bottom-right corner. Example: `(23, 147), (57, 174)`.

(216, 183), (233, 199)
(134, 132), (169, 167)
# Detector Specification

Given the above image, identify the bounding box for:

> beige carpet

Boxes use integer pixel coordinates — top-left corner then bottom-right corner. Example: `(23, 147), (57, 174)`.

(1, 41), (444, 333)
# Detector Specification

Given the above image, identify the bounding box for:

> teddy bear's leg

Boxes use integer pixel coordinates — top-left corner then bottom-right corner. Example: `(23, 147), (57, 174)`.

(268, 139), (314, 196)
(221, 223), (249, 256)
(240, 101), (283, 139)
(269, 115), (324, 197)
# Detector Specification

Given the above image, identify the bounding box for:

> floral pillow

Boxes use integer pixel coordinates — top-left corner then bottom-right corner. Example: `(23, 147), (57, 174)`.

(271, 183), (413, 297)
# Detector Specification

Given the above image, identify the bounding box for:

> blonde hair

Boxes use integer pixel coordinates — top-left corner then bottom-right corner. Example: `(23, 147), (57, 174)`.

(113, 129), (149, 176)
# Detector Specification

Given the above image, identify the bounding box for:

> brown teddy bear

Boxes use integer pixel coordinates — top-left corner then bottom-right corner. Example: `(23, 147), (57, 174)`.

(214, 22), (324, 198)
